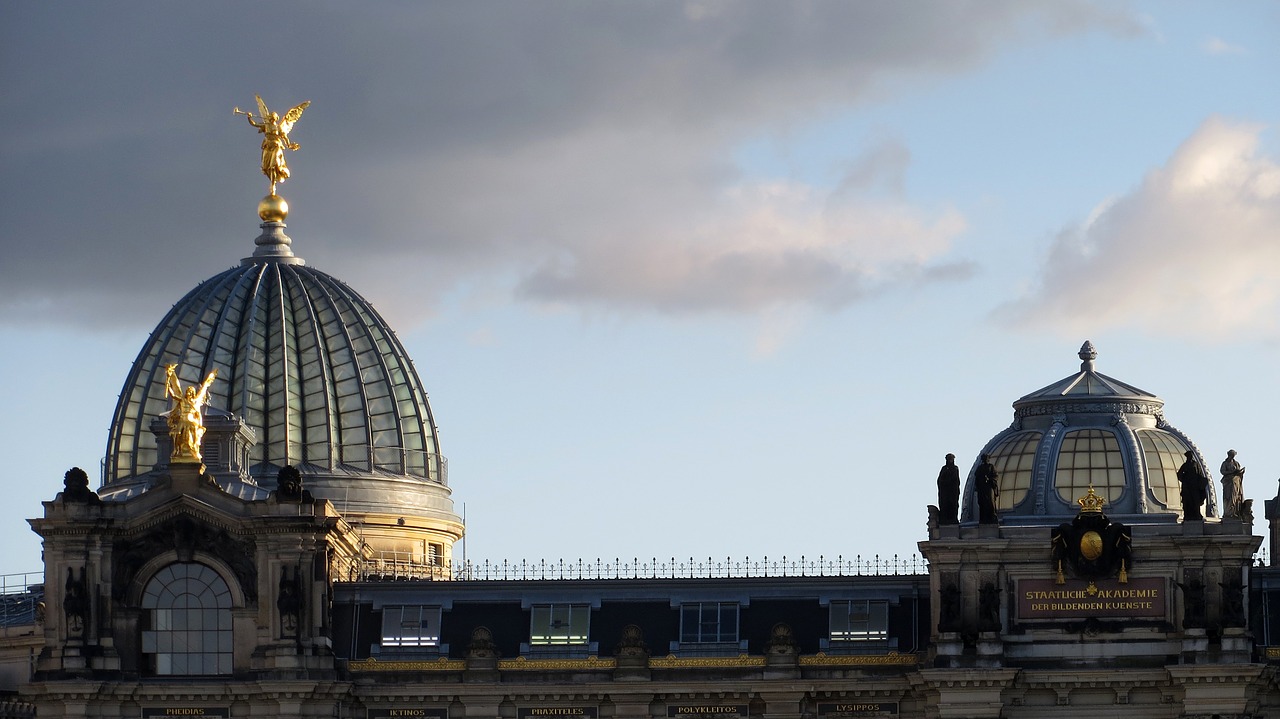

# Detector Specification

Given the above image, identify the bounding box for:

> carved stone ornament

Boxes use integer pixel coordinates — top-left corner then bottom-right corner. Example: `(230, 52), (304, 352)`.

(615, 623), (649, 657)
(1016, 401), (1162, 419)
(113, 516), (257, 601)
(275, 464), (311, 502)
(467, 626), (499, 659)
(61, 467), (102, 505)
(765, 622), (799, 655)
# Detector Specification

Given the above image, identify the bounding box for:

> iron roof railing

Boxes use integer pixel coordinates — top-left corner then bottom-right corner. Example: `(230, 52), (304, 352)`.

(338, 554), (928, 583)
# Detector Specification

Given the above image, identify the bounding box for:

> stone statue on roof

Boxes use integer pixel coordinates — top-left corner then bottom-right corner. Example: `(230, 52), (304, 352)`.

(1220, 450), (1245, 519)
(976, 454), (999, 524)
(937, 453), (960, 525)
(1178, 451), (1209, 520)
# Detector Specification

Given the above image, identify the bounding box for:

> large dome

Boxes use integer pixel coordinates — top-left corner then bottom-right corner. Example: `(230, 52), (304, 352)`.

(102, 219), (462, 569)
(960, 341), (1213, 524)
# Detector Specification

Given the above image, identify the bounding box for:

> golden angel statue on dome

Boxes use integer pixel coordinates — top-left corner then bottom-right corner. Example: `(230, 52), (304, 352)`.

(234, 95), (311, 194)
(165, 364), (219, 463)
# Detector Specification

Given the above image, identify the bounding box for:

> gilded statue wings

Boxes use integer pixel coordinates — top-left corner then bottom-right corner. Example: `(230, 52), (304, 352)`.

(280, 101), (311, 135)
(255, 94), (270, 120)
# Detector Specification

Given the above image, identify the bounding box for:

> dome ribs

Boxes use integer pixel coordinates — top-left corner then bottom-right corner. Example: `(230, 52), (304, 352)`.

(104, 263), (445, 489)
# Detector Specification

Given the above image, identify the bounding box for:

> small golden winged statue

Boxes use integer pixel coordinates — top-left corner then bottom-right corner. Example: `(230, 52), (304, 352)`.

(165, 364), (219, 463)
(234, 95), (311, 195)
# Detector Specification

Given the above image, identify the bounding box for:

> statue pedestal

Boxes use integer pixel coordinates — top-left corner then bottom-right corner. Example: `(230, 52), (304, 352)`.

(975, 633), (1004, 668)
(166, 460), (210, 496)
(464, 655), (499, 682)
(1181, 627), (1209, 662)
(932, 632), (966, 665)
(763, 650), (800, 680)
(613, 653), (650, 681)
(60, 640), (87, 672)
(1219, 517), (1244, 535)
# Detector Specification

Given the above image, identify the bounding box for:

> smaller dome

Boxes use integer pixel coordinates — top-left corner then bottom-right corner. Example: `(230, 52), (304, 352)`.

(961, 341), (1213, 524)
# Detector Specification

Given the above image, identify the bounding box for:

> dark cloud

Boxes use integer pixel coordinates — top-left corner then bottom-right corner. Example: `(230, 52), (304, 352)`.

(0, 1), (1137, 330)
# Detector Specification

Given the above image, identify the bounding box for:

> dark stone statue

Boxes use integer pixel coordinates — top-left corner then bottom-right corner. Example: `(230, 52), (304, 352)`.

(976, 454), (999, 524)
(1220, 574), (1246, 627)
(937, 453), (961, 525)
(1178, 451), (1209, 520)
(938, 582), (962, 633)
(978, 582), (1001, 632)
(63, 567), (89, 637)
(1179, 574), (1206, 628)
(276, 564), (304, 636)
(61, 467), (102, 505)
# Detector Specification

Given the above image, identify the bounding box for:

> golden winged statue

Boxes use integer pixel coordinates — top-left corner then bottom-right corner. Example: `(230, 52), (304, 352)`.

(234, 95), (311, 195)
(165, 364), (219, 463)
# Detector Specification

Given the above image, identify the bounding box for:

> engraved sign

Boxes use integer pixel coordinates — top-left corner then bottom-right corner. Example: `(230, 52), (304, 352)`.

(368, 710), (448, 719)
(142, 710), (230, 718)
(667, 706), (748, 718)
(1017, 577), (1165, 620)
(817, 702), (898, 717)
(518, 709), (598, 719)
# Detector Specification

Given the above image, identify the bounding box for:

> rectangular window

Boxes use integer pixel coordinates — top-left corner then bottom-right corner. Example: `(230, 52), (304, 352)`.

(530, 604), (589, 645)
(680, 602), (739, 643)
(381, 605), (441, 647)
(428, 543), (444, 567)
(830, 600), (888, 641)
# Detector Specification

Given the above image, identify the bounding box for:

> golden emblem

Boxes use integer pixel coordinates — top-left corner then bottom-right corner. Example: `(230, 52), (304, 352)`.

(164, 364), (218, 463)
(1079, 530), (1103, 560)
(235, 95), (310, 195)
(1051, 484), (1132, 584)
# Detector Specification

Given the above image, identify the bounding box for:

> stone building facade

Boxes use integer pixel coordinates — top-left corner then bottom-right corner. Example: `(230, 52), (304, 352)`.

(7, 173), (1280, 718)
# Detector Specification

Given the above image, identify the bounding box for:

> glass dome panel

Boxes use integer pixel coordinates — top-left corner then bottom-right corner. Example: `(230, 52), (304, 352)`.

(989, 431), (1042, 510)
(1136, 429), (1190, 507)
(1055, 429), (1125, 505)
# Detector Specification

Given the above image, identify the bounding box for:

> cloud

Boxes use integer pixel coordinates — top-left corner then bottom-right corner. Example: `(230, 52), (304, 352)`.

(513, 154), (969, 314)
(996, 117), (1280, 339)
(1201, 37), (1246, 56)
(0, 1), (1136, 330)
(467, 328), (498, 348)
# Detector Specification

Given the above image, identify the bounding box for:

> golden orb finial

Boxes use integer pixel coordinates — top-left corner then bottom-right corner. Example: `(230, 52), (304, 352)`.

(258, 194), (289, 222)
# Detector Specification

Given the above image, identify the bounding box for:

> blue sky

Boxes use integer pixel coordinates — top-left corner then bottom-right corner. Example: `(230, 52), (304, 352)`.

(1, 1), (1278, 577)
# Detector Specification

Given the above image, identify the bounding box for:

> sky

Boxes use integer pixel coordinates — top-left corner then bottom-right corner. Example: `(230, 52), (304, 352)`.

(1, 1), (1278, 579)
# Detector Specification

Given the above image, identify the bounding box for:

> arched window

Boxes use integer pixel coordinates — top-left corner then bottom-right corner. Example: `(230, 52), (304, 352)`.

(140, 563), (233, 675)
(988, 431), (1042, 510)
(1055, 429), (1125, 505)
